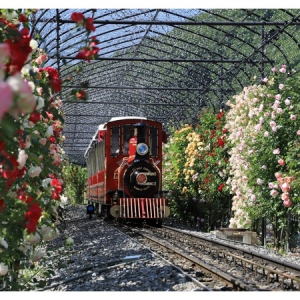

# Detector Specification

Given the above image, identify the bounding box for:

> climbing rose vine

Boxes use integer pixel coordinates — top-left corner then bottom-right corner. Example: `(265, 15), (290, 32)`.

(225, 65), (300, 248)
(0, 9), (99, 290)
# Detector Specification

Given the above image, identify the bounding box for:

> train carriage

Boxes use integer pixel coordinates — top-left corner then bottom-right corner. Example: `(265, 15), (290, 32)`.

(84, 116), (170, 224)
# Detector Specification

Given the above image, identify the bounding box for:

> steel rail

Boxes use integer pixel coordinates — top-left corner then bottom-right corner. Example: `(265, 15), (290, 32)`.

(134, 230), (256, 291)
(162, 225), (300, 289)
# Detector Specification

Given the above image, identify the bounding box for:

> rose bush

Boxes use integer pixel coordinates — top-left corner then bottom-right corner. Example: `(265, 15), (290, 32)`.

(225, 65), (300, 250)
(163, 110), (232, 230)
(162, 124), (196, 223)
(0, 9), (66, 290)
(0, 9), (98, 290)
(182, 109), (231, 230)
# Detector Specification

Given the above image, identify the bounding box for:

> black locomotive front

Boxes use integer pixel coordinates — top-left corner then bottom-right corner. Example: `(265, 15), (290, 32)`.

(123, 123), (159, 197)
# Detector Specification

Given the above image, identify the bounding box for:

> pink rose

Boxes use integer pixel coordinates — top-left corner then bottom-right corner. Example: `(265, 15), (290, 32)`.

(297, 130), (300, 136)
(283, 199), (292, 207)
(257, 178), (263, 185)
(35, 54), (48, 65)
(285, 99), (291, 105)
(270, 189), (278, 197)
(275, 94), (281, 101)
(281, 192), (289, 201)
(273, 148), (280, 154)
(0, 81), (13, 121)
(255, 124), (261, 131)
(278, 159), (285, 166)
(275, 172), (282, 179)
(281, 182), (290, 193)
(291, 115), (296, 121)
(279, 67), (286, 73)
(242, 176), (248, 181)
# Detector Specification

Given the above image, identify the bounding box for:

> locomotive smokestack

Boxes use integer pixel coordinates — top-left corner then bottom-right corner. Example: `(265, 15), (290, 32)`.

(134, 123), (149, 161)
(135, 122), (147, 144)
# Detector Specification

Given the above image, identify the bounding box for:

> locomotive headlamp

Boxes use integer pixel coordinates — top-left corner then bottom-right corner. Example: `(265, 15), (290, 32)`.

(136, 143), (148, 155)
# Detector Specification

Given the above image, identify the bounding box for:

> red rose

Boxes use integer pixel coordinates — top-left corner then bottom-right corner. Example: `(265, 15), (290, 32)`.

(0, 151), (19, 180)
(49, 77), (62, 93)
(0, 199), (5, 213)
(71, 12), (84, 23)
(48, 136), (56, 143)
(25, 202), (43, 233)
(217, 183), (225, 192)
(51, 178), (62, 200)
(217, 137), (225, 148)
(18, 14), (28, 23)
(29, 111), (41, 124)
(85, 17), (95, 31)
(44, 67), (62, 93)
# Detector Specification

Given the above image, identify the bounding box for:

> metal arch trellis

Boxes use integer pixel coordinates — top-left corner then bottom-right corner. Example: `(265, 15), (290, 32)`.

(29, 8), (300, 165)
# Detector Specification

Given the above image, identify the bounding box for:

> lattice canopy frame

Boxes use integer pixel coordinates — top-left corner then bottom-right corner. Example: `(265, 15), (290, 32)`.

(30, 9), (300, 165)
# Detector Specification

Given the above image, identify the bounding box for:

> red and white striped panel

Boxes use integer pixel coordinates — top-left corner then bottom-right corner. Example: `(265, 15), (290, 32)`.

(119, 198), (167, 219)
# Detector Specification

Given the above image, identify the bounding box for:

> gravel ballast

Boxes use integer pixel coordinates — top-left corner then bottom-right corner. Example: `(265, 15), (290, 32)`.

(41, 205), (201, 291)
(41, 205), (300, 291)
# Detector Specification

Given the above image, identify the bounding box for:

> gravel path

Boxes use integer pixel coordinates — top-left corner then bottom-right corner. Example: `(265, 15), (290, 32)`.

(40, 205), (300, 291)
(41, 205), (201, 291)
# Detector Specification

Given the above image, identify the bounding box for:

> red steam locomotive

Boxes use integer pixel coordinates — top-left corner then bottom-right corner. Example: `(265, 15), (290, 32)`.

(84, 116), (170, 224)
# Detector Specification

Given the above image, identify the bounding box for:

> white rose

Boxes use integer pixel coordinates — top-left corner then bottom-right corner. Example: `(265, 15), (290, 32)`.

(25, 233), (40, 245)
(0, 263), (8, 276)
(30, 39), (38, 50)
(0, 238), (8, 249)
(42, 227), (59, 241)
(28, 166), (42, 178)
(60, 195), (69, 205)
(17, 149), (28, 169)
(35, 96), (45, 111)
(21, 64), (32, 77)
(27, 81), (35, 92)
(31, 248), (46, 262)
(45, 125), (53, 137)
(41, 178), (52, 190)
(19, 242), (31, 252)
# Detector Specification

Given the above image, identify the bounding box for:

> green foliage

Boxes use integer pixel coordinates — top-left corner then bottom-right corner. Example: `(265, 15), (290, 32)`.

(62, 163), (87, 204)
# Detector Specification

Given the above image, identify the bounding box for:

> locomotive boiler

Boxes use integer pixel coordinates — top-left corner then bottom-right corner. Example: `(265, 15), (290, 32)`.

(84, 117), (170, 225)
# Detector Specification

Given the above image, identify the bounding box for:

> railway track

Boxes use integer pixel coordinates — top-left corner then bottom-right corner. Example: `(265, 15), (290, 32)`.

(112, 221), (300, 291)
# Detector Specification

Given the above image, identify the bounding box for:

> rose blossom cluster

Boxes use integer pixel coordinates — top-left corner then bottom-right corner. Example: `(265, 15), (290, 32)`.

(225, 64), (300, 229)
(225, 84), (265, 227)
(183, 110), (229, 199)
(0, 10), (67, 282)
(275, 173), (294, 207)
